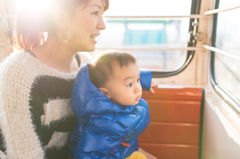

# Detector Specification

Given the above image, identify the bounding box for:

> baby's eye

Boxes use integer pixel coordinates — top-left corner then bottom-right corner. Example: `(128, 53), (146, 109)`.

(92, 11), (99, 16)
(127, 83), (132, 87)
(137, 77), (141, 82)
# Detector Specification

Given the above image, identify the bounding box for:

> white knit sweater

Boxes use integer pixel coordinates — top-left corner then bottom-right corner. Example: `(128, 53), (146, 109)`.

(0, 51), (90, 159)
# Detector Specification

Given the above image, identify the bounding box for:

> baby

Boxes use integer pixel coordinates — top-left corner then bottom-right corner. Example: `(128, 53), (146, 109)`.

(69, 50), (152, 159)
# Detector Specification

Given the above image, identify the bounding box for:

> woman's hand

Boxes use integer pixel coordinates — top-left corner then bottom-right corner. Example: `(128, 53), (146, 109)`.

(138, 148), (158, 159)
(149, 81), (158, 94)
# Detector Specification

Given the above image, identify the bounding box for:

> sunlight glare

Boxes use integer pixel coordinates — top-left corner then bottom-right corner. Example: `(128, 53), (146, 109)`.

(16, 0), (48, 12)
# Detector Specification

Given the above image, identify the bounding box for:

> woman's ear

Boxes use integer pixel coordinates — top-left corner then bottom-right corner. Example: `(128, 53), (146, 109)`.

(53, 6), (70, 29)
(99, 87), (111, 98)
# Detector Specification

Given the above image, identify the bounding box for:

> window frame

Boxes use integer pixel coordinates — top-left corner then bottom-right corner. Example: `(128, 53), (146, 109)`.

(99, 0), (202, 77)
(152, 0), (202, 78)
(210, 0), (240, 113)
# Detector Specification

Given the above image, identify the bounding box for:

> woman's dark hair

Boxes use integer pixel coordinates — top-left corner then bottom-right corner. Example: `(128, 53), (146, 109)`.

(88, 50), (137, 88)
(13, 0), (109, 50)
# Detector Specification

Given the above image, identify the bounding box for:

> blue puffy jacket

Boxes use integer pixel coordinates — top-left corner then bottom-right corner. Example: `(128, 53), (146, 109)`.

(69, 64), (151, 159)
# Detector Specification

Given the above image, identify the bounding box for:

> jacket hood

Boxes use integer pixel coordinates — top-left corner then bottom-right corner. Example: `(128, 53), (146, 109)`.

(71, 63), (136, 118)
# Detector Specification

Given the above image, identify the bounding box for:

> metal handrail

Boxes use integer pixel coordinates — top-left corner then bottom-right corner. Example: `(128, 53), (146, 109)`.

(103, 15), (208, 19)
(2, 14), (209, 19)
(96, 47), (204, 51)
(203, 45), (240, 61)
(204, 3), (240, 15)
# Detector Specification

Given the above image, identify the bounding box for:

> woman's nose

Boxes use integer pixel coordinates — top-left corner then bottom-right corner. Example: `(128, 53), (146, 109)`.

(98, 16), (106, 30)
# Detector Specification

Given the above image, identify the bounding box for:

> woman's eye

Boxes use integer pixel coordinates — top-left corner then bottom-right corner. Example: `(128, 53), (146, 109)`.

(127, 83), (132, 87)
(92, 11), (99, 16)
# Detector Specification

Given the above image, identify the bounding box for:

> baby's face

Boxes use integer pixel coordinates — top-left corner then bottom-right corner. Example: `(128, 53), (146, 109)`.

(103, 63), (142, 106)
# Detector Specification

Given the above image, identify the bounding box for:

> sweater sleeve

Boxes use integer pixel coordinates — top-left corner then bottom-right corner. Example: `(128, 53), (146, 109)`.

(0, 128), (7, 159)
(74, 115), (128, 159)
(0, 151), (7, 159)
(140, 69), (152, 90)
(0, 64), (45, 159)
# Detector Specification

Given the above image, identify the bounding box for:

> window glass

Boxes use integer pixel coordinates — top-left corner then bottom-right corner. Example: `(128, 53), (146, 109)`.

(93, 17), (190, 71)
(93, 0), (193, 71)
(214, 1), (240, 103)
(105, 0), (192, 16)
(219, 0), (240, 8)
(90, 50), (187, 72)
(215, 54), (240, 102)
(215, 8), (240, 55)
(97, 18), (189, 48)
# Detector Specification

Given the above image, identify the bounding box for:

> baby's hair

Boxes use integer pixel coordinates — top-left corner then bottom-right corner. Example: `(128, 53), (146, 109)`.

(88, 50), (136, 88)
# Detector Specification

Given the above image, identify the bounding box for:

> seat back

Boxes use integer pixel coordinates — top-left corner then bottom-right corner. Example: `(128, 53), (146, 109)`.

(139, 87), (204, 159)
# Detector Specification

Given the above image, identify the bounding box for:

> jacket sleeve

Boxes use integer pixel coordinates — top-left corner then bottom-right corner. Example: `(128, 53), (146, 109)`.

(74, 115), (128, 159)
(128, 100), (150, 140)
(140, 70), (152, 90)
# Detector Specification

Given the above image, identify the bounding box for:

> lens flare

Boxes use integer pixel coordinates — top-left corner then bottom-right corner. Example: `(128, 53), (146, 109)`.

(16, 0), (48, 12)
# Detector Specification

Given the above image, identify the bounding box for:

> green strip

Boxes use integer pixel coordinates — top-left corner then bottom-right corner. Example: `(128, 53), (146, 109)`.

(199, 89), (205, 159)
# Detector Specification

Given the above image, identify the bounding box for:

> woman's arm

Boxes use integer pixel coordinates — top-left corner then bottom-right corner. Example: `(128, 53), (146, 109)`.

(0, 62), (46, 158)
(0, 128), (7, 159)
(0, 83), (45, 158)
(0, 151), (7, 159)
(0, 130), (6, 159)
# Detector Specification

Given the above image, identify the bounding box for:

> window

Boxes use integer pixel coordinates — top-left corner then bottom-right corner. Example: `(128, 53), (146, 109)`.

(93, 17), (190, 72)
(211, 0), (240, 106)
(90, 0), (200, 74)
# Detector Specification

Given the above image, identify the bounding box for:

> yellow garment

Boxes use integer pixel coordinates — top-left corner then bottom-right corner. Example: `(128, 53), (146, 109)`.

(125, 151), (147, 159)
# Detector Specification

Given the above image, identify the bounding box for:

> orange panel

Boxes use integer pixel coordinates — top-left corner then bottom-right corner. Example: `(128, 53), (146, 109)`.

(140, 87), (203, 159)
(143, 88), (203, 101)
(147, 100), (201, 123)
(138, 122), (199, 145)
(139, 143), (199, 159)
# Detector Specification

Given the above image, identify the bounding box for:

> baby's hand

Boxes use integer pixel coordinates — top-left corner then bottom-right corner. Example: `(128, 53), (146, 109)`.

(149, 81), (158, 94)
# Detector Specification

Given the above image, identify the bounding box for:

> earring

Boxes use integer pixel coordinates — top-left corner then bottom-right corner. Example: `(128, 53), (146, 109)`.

(58, 30), (71, 43)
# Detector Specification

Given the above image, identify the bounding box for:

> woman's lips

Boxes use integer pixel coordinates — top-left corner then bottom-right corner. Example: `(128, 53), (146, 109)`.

(90, 34), (99, 43)
(90, 37), (97, 43)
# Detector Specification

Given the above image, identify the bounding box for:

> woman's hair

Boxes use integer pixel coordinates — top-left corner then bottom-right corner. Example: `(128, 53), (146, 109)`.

(13, 0), (109, 50)
(88, 50), (137, 88)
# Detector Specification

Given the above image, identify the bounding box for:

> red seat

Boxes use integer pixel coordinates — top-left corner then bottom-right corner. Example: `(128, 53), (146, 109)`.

(139, 88), (204, 159)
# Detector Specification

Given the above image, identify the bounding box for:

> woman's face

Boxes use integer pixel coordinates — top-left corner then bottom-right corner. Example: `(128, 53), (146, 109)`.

(68, 0), (106, 52)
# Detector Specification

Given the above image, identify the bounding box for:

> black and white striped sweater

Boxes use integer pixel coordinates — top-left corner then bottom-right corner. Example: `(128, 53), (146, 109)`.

(0, 51), (90, 159)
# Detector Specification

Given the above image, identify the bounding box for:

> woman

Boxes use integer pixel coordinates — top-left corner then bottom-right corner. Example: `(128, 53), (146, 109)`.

(0, 0), (157, 158)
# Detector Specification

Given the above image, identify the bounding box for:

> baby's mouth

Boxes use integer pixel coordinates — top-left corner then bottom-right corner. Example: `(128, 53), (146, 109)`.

(135, 95), (141, 101)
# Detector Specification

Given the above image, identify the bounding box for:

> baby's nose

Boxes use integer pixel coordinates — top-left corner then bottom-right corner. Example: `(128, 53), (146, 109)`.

(134, 83), (142, 93)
